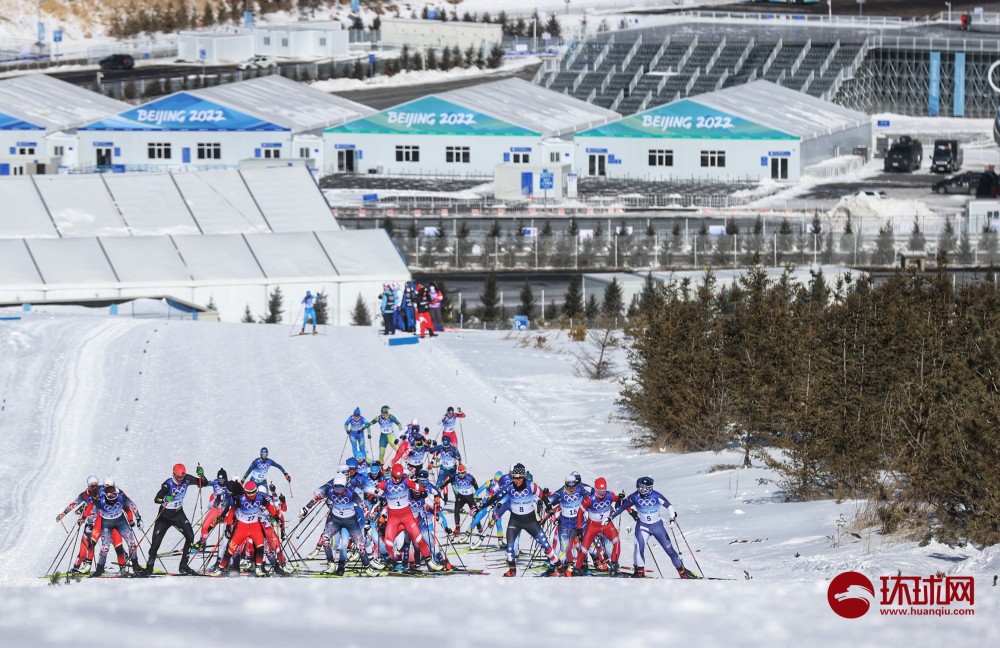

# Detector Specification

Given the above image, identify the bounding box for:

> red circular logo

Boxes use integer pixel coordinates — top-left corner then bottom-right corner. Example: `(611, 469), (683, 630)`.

(828, 571), (876, 619)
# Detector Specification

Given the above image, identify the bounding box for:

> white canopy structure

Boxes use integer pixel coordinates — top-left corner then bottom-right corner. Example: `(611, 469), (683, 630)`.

(0, 167), (408, 323)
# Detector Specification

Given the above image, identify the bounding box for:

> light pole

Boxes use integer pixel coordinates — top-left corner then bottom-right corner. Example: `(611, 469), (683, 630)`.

(945, 2), (952, 22)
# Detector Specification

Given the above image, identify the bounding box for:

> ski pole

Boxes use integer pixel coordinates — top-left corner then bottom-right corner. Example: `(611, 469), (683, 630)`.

(47, 520), (80, 577)
(669, 525), (682, 556)
(288, 304), (304, 335)
(459, 418), (468, 463)
(61, 522), (84, 581)
(674, 521), (705, 577)
(647, 544), (664, 579)
(337, 434), (349, 465)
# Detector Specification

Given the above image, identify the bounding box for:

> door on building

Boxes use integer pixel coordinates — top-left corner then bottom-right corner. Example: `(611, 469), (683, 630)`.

(182, 148), (191, 164)
(95, 147), (112, 167)
(337, 149), (355, 173)
(520, 172), (533, 198)
(588, 153), (606, 177)
(0, 163), (9, 176)
(770, 157), (789, 180)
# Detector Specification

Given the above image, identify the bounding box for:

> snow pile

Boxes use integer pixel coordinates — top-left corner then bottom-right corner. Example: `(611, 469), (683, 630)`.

(828, 193), (937, 221)
(310, 56), (541, 93)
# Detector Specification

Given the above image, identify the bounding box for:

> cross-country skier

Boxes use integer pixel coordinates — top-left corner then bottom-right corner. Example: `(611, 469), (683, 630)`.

(57, 475), (126, 574)
(390, 418), (421, 466)
(300, 474), (377, 576)
(193, 468), (233, 553)
(402, 482), (452, 571)
(611, 476), (698, 579)
(403, 433), (430, 476)
(301, 290), (318, 335)
(546, 473), (588, 577)
(344, 407), (372, 462)
(478, 463), (558, 577)
(212, 480), (280, 577)
(429, 436), (461, 501)
(468, 470), (509, 546)
(439, 406), (466, 447)
(574, 477), (621, 576)
(144, 463), (208, 575)
(89, 477), (143, 577)
(439, 465), (481, 538)
(373, 463), (440, 572)
(261, 483), (290, 575)
(372, 405), (403, 463)
(242, 447), (291, 490)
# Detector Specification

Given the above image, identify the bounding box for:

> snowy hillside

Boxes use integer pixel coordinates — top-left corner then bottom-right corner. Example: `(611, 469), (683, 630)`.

(0, 307), (998, 645)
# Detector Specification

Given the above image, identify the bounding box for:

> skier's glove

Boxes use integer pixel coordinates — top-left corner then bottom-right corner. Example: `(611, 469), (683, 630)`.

(285, 474), (292, 483)
(196, 466), (205, 477)
(279, 494), (286, 505)
(618, 490), (626, 501)
(136, 516), (143, 529)
(367, 434), (371, 440)
(628, 510), (639, 521)
(299, 507), (309, 520)
(56, 513), (65, 522)
(225, 526), (233, 538)
(163, 495), (175, 503)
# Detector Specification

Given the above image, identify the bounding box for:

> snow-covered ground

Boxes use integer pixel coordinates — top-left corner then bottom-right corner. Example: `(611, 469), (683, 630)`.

(0, 306), (998, 645)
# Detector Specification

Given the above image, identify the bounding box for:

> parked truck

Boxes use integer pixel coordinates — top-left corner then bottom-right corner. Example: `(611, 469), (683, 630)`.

(931, 139), (962, 173)
(884, 135), (923, 172)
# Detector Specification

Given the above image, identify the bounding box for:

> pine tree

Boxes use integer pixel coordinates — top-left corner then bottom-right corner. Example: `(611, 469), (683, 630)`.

(479, 272), (501, 322)
(242, 304), (255, 323)
(872, 222), (896, 265)
(602, 277), (624, 320)
(487, 43), (504, 68)
(426, 48), (438, 70)
(563, 275), (583, 319)
(545, 14), (561, 39)
(908, 218), (926, 251)
(400, 44), (411, 71)
(938, 217), (957, 257)
(352, 59), (365, 80)
(585, 294), (600, 322)
(261, 287), (284, 323)
(518, 278), (536, 317)
(315, 291), (328, 325)
(351, 293), (372, 326)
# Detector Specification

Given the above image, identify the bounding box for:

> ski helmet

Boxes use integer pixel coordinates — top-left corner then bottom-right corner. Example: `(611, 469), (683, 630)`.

(381, 405), (390, 414)
(337, 464), (349, 475)
(594, 477), (608, 492)
(260, 447), (269, 458)
(571, 471), (582, 487)
(87, 474), (99, 488)
(564, 474), (577, 488)
(417, 469), (430, 482)
(173, 463), (186, 480)
(410, 483), (426, 498)
(447, 406), (455, 414)
(636, 476), (654, 495)
(217, 468), (228, 482)
(391, 463), (404, 480)
(511, 463), (526, 478)
(457, 465), (467, 476)
(494, 471), (504, 481)
(410, 418), (419, 427)
(370, 463), (382, 476)
(333, 474), (348, 490)
(353, 407), (361, 417)
(413, 436), (425, 447)
(306, 290), (312, 297)
(346, 457), (359, 470)
(243, 480), (257, 495)
(104, 476), (118, 499)
(442, 436), (451, 447)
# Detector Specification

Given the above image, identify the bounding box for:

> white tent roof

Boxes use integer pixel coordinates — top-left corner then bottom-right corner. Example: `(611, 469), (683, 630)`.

(0, 74), (131, 132)
(694, 81), (870, 139)
(192, 76), (375, 134)
(0, 239), (43, 285)
(0, 167), (337, 239)
(100, 236), (194, 284)
(26, 238), (120, 285)
(440, 78), (620, 138)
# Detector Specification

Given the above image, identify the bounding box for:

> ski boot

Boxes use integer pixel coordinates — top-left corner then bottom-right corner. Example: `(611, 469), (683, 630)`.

(191, 540), (204, 553)
(334, 561), (346, 577)
(133, 559), (147, 577)
(369, 555), (384, 570)
(631, 567), (646, 579)
(306, 548), (321, 560)
(540, 563), (558, 577)
(324, 561), (338, 574)
(560, 563), (574, 578)
(441, 560), (454, 572)
(272, 564), (290, 577)
(178, 564), (197, 576)
(363, 565), (381, 577)
(393, 561), (407, 573)
(573, 566), (591, 577)
(426, 558), (444, 572)
(254, 566), (267, 577)
(92, 564), (105, 578)
(609, 562), (620, 577)
(678, 566), (700, 579)
(503, 565), (516, 577)
(80, 561), (92, 575)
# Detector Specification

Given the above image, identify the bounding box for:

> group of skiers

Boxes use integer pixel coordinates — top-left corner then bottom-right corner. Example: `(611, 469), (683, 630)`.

(55, 404), (699, 580)
(378, 281), (444, 338)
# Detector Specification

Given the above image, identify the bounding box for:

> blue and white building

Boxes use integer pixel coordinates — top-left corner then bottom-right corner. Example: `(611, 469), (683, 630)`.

(76, 75), (374, 172)
(574, 81), (872, 182)
(0, 74), (130, 176)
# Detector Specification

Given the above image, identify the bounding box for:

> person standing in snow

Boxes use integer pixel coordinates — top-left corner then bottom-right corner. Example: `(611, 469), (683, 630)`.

(301, 290), (318, 335)
(611, 476), (698, 579)
(546, 473), (588, 576)
(414, 284), (437, 338)
(379, 283), (397, 335)
(144, 463), (209, 576)
(429, 436), (461, 501)
(428, 282), (444, 331)
(438, 464), (480, 537)
(242, 447), (292, 490)
(300, 473), (377, 576)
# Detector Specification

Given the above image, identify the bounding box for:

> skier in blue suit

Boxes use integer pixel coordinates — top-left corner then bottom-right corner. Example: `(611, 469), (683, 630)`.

(611, 476), (698, 579)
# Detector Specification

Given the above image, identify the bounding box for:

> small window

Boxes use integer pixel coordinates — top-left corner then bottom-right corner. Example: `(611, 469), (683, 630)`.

(648, 149), (673, 167)
(549, 152), (561, 163)
(53, 145), (64, 156)
(512, 152), (530, 164)
(395, 145), (420, 162)
(13, 166), (24, 175)
(700, 150), (726, 168)
(299, 147), (311, 158)
(263, 148), (281, 159)
(281, 38), (289, 47)
(147, 142), (172, 159)
(445, 146), (470, 164)
(17, 146), (36, 156)
(263, 36), (271, 45)
(319, 38), (327, 46)
(196, 143), (221, 160)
